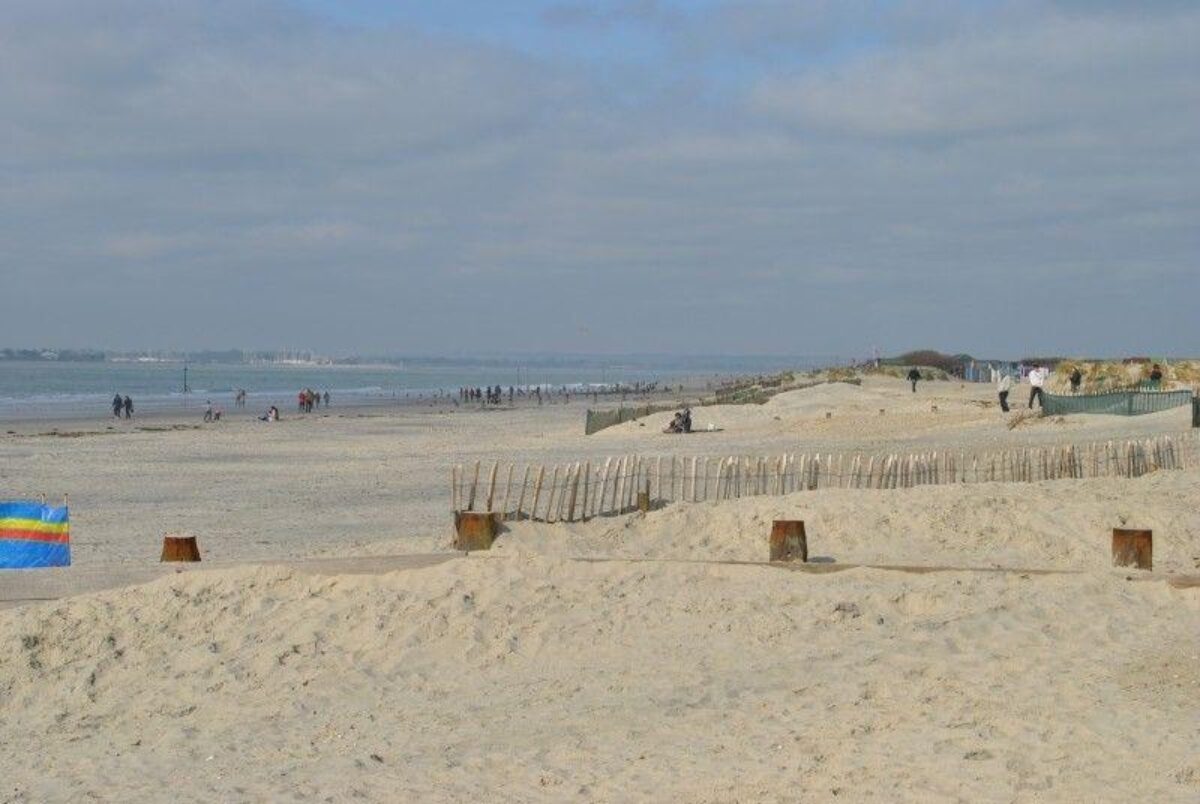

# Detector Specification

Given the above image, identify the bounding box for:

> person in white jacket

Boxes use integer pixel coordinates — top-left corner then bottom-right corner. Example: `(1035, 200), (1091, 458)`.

(997, 373), (1013, 412)
(1027, 366), (1046, 409)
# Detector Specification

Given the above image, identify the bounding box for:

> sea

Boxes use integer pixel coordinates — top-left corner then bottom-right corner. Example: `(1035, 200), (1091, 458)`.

(0, 356), (836, 420)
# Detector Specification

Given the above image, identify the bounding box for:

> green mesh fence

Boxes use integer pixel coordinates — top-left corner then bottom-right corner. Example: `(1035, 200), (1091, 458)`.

(1042, 389), (1193, 416)
(585, 404), (676, 435)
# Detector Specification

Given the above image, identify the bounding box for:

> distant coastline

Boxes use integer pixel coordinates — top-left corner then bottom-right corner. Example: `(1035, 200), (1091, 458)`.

(0, 348), (841, 372)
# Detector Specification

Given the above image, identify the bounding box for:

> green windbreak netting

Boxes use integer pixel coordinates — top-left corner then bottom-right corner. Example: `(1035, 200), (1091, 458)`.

(586, 404), (674, 435)
(1042, 389), (1193, 416)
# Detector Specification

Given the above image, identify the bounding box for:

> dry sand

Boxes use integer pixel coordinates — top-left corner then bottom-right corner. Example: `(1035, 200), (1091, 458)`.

(2, 376), (1198, 801)
(498, 471), (1200, 573)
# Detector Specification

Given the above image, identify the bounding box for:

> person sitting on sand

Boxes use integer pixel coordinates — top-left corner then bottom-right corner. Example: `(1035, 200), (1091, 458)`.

(260, 405), (279, 422)
(664, 412), (683, 433)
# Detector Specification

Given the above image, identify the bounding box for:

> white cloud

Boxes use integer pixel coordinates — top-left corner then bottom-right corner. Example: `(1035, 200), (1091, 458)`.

(0, 0), (1196, 356)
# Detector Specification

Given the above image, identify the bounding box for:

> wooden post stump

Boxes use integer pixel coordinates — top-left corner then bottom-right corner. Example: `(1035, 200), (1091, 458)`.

(1112, 528), (1152, 570)
(160, 534), (201, 562)
(770, 520), (807, 563)
(454, 512), (496, 551)
(637, 491), (650, 513)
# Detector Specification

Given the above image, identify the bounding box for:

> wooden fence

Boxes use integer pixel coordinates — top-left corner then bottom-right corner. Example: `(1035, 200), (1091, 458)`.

(451, 433), (1198, 523)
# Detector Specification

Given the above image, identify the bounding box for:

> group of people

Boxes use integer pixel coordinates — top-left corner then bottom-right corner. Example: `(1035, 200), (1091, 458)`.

(203, 400), (223, 422)
(460, 386), (513, 405)
(297, 389), (329, 413)
(995, 365), (1051, 412)
(998, 362), (1166, 413)
(110, 393), (134, 419)
(663, 408), (693, 434)
(995, 365), (1048, 412)
(456, 385), (588, 407)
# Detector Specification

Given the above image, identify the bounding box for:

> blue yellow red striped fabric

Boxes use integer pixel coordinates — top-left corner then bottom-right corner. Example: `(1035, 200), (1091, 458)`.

(0, 501), (71, 568)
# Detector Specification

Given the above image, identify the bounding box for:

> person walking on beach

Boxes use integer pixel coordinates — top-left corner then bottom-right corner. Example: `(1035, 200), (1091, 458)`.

(997, 373), (1013, 413)
(203, 400), (214, 422)
(1027, 366), (1046, 409)
(112, 393), (124, 418)
(323, 391), (330, 407)
(1069, 367), (1082, 394)
(123, 395), (133, 419)
(907, 368), (921, 393)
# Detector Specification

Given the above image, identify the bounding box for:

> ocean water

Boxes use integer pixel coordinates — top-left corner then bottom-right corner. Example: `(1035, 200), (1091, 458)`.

(0, 357), (827, 420)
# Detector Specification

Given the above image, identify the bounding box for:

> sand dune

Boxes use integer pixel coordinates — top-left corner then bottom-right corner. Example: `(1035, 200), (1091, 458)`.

(598, 376), (1192, 447)
(495, 469), (1200, 572)
(2, 554), (1197, 801)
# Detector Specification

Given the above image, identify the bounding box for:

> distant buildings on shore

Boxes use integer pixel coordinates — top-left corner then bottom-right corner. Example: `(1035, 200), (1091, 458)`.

(0, 348), (336, 365)
(0, 348), (106, 362)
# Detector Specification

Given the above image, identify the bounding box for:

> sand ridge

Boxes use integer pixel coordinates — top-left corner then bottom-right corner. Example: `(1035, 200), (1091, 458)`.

(2, 556), (1198, 801)
(491, 469), (1200, 573)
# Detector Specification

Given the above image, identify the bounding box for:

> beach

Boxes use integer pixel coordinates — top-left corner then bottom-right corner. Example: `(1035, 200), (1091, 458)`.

(2, 375), (1198, 801)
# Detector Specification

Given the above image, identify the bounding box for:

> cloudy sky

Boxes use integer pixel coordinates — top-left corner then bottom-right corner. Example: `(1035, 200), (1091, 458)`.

(2, 1), (1196, 358)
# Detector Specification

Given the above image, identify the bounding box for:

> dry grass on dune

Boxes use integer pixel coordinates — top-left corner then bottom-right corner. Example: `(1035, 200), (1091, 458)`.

(1049, 359), (1200, 393)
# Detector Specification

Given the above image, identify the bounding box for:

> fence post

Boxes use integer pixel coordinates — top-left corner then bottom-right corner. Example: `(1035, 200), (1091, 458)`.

(656, 456), (663, 505)
(486, 461), (499, 512)
(530, 465), (546, 521)
(516, 465), (531, 520)
(467, 461), (481, 511)
(501, 464), (514, 520)
(627, 455), (637, 511)
(547, 465), (561, 523)
(580, 462), (590, 521)
(598, 457), (613, 516)
(614, 457), (627, 514)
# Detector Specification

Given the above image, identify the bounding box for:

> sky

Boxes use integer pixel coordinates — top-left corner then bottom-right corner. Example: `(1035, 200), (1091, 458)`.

(1, 0), (1197, 359)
